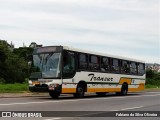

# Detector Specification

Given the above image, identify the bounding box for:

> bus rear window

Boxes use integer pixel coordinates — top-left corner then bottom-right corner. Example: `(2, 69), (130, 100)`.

(138, 63), (145, 75)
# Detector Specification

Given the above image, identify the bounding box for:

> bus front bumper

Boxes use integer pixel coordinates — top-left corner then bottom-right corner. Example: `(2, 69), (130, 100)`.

(29, 85), (49, 92)
(29, 84), (62, 93)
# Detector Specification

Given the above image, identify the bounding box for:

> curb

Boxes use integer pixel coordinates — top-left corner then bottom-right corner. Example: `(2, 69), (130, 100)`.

(0, 93), (75, 98)
(0, 93), (49, 98)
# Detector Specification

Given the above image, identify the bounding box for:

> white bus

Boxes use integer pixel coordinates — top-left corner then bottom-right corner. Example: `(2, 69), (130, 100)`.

(29, 46), (145, 98)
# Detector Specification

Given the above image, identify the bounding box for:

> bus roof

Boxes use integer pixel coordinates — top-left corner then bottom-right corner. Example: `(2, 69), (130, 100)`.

(62, 46), (145, 63)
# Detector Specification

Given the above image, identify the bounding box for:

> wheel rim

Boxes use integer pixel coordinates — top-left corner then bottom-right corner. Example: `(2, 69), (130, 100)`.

(78, 87), (83, 95)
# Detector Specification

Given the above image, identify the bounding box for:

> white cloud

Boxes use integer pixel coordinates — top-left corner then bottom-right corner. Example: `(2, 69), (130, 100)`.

(0, 0), (159, 63)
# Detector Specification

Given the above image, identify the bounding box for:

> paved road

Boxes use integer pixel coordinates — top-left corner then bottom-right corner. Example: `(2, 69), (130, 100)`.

(0, 91), (160, 120)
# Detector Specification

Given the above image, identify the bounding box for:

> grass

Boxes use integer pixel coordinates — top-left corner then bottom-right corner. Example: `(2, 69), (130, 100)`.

(145, 84), (160, 89)
(0, 83), (29, 93)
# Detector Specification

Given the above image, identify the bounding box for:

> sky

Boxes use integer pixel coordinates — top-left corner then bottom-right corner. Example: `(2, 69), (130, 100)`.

(0, 0), (159, 64)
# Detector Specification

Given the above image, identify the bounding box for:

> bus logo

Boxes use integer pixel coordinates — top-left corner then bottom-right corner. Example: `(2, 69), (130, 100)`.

(88, 73), (113, 82)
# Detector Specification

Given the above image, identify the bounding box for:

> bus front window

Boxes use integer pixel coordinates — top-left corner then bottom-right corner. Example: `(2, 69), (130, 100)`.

(33, 52), (61, 78)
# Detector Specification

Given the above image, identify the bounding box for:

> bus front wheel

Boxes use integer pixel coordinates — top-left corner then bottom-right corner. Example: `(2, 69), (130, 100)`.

(74, 84), (85, 98)
(49, 91), (60, 99)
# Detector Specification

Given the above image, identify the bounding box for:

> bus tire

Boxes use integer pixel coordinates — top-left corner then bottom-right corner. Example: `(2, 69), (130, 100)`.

(74, 84), (85, 98)
(49, 91), (60, 99)
(116, 83), (128, 96)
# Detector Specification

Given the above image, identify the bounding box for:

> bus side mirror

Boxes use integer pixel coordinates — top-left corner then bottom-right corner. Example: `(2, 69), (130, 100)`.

(27, 54), (33, 69)
(28, 61), (32, 67)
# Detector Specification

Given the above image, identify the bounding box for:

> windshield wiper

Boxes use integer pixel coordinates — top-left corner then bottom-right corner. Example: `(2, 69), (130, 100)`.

(45, 52), (54, 64)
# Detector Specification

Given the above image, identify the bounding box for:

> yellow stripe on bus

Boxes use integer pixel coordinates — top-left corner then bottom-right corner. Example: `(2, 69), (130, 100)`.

(61, 83), (145, 93)
(128, 83), (145, 92)
(61, 88), (76, 93)
(119, 78), (132, 85)
(87, 88), (121, 92)
(87, 84), (145, 93)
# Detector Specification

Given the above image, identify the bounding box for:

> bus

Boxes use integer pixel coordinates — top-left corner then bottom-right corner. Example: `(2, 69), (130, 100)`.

(28, 46), (145, 98)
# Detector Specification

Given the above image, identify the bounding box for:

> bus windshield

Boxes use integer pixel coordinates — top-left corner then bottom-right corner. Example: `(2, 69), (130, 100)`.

(33, 52), (61, 78)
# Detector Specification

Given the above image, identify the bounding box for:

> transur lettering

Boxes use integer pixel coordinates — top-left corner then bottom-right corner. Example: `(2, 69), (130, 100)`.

(88, 74), (113, 82)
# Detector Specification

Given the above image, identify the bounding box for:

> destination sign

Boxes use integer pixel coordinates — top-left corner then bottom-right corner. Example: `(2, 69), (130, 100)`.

(34, 46), (62, 54)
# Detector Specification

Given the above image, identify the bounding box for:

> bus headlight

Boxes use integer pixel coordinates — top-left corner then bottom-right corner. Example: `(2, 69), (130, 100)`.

(28, 80), (32, 85)
(48, 84), (59, 90)
(49, 84), (55, 90)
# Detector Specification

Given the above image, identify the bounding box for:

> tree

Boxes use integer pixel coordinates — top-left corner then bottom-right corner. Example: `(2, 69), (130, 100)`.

(0, 40), (34, 83)
(146, 69), (160, 85)
(0, 41), (11, 82)
(13, 47), (33, 60)
(5, 54), (28, 83)
(146, 69), (155, 79)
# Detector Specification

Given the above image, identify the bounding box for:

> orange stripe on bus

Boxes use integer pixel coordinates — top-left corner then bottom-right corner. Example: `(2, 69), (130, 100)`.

(128, 83), (145, 92)
(61, 83), (145, 93)
(87, 88), (121, 92)
(119, 78), (132, 85)
(61, 88), (76, 93)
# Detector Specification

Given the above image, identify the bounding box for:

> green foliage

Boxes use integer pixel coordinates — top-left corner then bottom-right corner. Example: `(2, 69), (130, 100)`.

(146, 69), (160, 86)
(5, 55), (28, 83)
(0, 83), (28, 93)
(0, 78), (5, 84)
(13, 47), (33, 60)
(0, 40), (33, 83)
(145, 84), (160, 88)
(0, 41), (10, 81)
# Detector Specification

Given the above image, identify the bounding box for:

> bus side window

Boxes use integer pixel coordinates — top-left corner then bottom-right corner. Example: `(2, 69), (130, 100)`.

(112, 59), (120, 73)
(63, 51), (76, 78)
(78, 54), (88, 70)
(130, 62), (138, 75)
(121, 60), (130, 74)
(101, 57), (110, 72)
(88, 55), (100, 71)
(138, 63), (145, 75)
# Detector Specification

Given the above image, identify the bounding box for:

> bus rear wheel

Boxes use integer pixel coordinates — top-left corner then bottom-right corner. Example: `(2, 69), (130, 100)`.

(49, 91), (60, 99)
(74, 84), (85, 98)
(116, 83), (128, 96)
